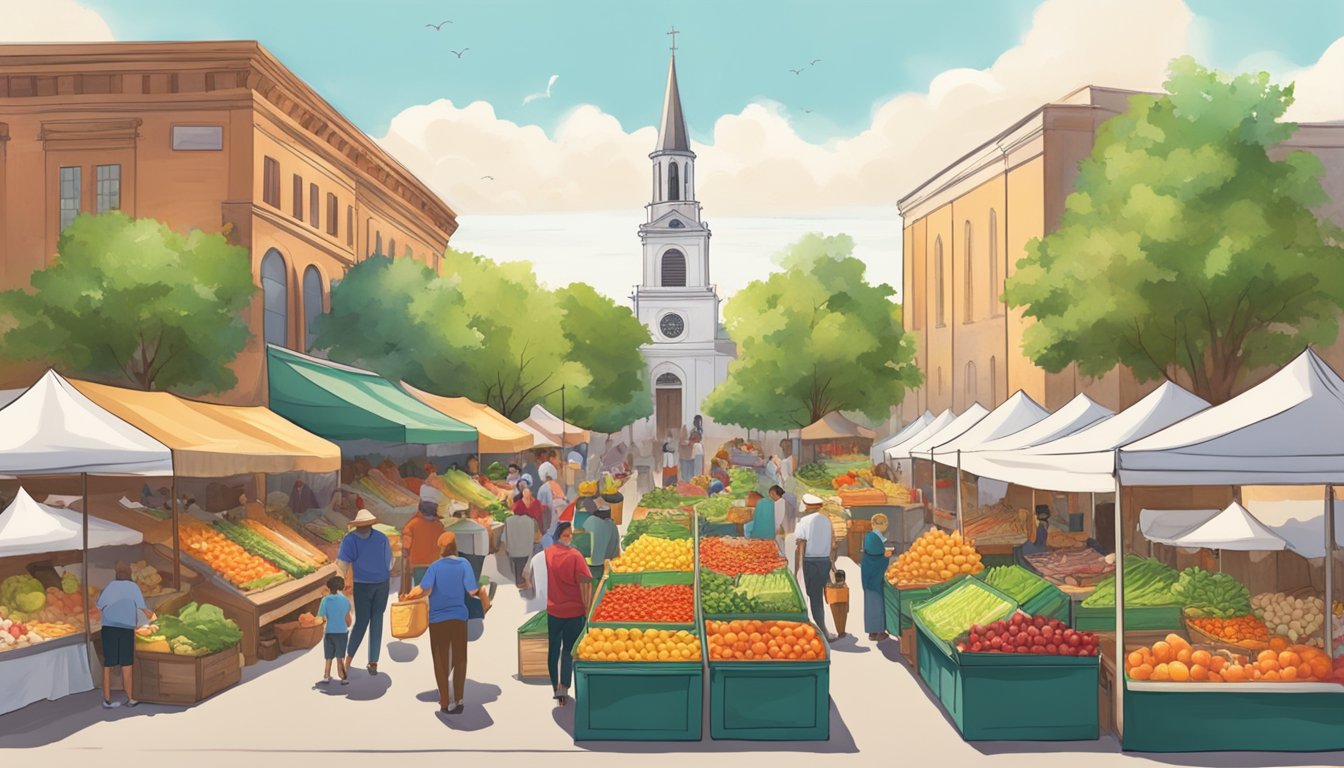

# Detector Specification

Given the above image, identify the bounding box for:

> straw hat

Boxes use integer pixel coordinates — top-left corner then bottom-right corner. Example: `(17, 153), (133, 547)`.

(350, 509), (378, 527)
(801, 493), (824, 507)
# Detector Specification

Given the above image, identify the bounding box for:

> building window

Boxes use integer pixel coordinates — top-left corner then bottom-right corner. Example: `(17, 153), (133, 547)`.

(388, 238), (397, 257)
(292, 175), (303, 220)
(308, 184), (319, 229)
(937, 367), (943, 395)
(963, 221), (973, 323)
(374, 232), (383, 256)
(668, 162), (680, 202)
(95, 164), (121, 213)
(261, 248), (289, 348)
(656, 372), (682, 387)
(965, 360), (977, 407)
(326, 193), (338, 236)
(934, 236), (945, 327)
(262, 157), (280, 208)
(989, 209), (1000, 317)
(989, 356), (998, 406)
(59, 166), (81, 232)
(346, 206), (354, 246)
(171, 126), (223, 151)
(661, 249), (687, 287)
(302, 265), (323, 352)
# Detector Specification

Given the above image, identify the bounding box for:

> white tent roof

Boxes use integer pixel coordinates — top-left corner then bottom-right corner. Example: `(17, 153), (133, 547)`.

(1140, 502), (1289, 551)
(961, 382), (1210, 492)
(0, 388), (24, 410)
(1242, 499), (1344, 559)
(958, 394), (1114, 478)
(0, 487), (143, 558)
(520, 404), (589, 448)
(924, 392), (1047, 462)
(0, 371), (173, 477)
(885, 409), (956, 461)
(872, 411), (933, 464)
(903, 404), (990, 460)
(1120, 349), (1344, 485)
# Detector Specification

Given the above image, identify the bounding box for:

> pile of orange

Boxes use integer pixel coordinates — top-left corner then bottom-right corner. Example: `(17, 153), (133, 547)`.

(1126, 633), (1333, 682)
(1188, 615), (1269, 647)
(886, 528), (984, 586)
(180, 519), (282, 588)
(705, 619), (826, 661)
(576, 627), (701, 662)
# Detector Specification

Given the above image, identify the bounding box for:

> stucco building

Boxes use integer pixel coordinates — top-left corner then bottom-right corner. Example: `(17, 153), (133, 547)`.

(898, 85), (1344, 422)
(0, 41), (457, 404)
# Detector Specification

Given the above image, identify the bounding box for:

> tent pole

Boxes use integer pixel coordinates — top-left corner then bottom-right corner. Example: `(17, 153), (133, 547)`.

(956, 450), (964, 537)
(1325, 484), (1335, 659)
(1089, 492), (1096, 539)
(930, 459), (938, 517)
(171, 475), (181, 590)
(81, 472), (90, 647)
(1113, 453), (1125, 739)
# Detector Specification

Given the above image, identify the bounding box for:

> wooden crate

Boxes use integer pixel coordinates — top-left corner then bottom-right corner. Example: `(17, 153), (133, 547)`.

(518, 634), (549, 680)
(900, 626), (917, 668)
(132, 643), (242, 705)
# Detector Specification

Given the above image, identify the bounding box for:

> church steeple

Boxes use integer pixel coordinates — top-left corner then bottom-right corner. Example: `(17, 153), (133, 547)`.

(649, 27), (697, 212)
(656, 52), (690, 153)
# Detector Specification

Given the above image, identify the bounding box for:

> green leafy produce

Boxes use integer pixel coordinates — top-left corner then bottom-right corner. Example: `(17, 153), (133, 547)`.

(737, 569), (803, 612)
(1081, 555), (1179, 608)
(695, 496), (735, 523)
(485, 461), (508, 482)
(727, 467), (761, 499)
(982, 565), (1050, 603)
(156, 601), (242, 654)
(622, 513), (693, 548)
(1172, 567), (1252, 618)
(796, 462), (837, 487)
(700, 569), (759, 615)
(638, 487), (692, 509)
(241, 573), (288, 591)
(442, 468), (500, 508)
(914, 579), (1015, 642)
(212, 520), (314, 578)
(487, 502), (510, 524)
(0, 574), (44, 611)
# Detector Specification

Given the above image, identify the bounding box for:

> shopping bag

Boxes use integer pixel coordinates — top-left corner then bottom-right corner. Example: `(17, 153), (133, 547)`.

(390, 596), (429, 639)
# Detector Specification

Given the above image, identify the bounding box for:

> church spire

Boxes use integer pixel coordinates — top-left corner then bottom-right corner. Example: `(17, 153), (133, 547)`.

(655, 28), (690, 153)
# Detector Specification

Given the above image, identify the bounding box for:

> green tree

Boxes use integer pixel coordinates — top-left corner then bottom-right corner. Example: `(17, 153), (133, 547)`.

(705, 233), (922, 429)
(1004, 58), (1344, 404)
(555, 282), (653, 431)
(0, 212), (256, 393)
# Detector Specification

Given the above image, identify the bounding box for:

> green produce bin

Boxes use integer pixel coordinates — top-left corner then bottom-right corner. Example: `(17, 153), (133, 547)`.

(915, 621), (1100, 741)
(1122, 682), (1344, 752)
(1072, 604), (1184, 632)
(883, 580), (902, 635)
(708, 627), (831, 741)
(974, 567), (1070, 623)
(897, 574), (974, 631)
(589, 571), (696, 629)
(573, 622), (705, 742)
(700, 522), (740, 537)
(702, 567), (807, 621)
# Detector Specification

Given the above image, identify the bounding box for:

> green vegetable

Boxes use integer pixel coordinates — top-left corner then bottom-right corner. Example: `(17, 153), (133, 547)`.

(700, 569), (760, 615)
(638, 487), (691, 509)
(738, 569), (802, 611)
(982, 565), (1050, 603)
(487, 502), (510, 524)
(622, 513), (693, 548)
(212, 520), (314, 578)
(796, 462), (838, 486)
(1081, 555), (1180, 608)
(157, 601), (242, 654)
(441, 468), (501, 508)
(914, 579), (1015, 642)
(241, 573), (288, 591)
(1171, 567), (1251, 618)
(485, 461), (508, 482)
(727, 467), (761, 499)
(695, 496), (735, 523)
(1, 574), (44, 610)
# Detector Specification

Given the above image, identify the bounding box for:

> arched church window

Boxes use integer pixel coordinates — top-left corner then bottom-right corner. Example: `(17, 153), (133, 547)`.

(261, 248), (289, 348)
(656, 372), (682, 387)
(661, 249), (687, 287)
(669, 219), (684, 229)
(668, 162), (680, 201)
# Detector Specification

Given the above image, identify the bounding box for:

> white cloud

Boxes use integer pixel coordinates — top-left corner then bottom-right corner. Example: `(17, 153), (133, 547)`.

(0, 0), (114, 42)
(1284, 38), (1344, 124)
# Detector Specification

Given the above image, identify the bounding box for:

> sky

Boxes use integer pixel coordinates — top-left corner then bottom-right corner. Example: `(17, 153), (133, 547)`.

(5, 0), (1344, 300)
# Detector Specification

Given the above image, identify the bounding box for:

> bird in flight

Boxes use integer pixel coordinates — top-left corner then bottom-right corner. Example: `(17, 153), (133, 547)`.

(480, 175), (494, 181)
(450, 48), (469, 58)
(803, 108), (813, 114)
(788, 68), (804, 75)
(425, 20), (453, 31)
(809, 59), (822, 66)
(523, 74), (559, 105)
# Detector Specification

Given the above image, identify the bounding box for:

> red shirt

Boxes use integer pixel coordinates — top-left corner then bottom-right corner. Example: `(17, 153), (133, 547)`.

(513, 497), (545, 532)
(545, 543), (590, 619)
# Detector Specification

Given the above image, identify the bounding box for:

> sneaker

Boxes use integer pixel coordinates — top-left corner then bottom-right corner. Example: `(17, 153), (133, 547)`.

(448, 703), (464, 715)
(367, 663), (378, 676)
(126, 699), (140, 708)
(101, 699), (121, 709)
(339, 678), (350, 686)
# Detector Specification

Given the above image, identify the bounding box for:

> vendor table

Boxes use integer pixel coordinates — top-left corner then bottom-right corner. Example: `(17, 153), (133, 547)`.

(193, 564), (336, 664)
(0, 635), (92, 716)
(1122, 681), (1344, 752)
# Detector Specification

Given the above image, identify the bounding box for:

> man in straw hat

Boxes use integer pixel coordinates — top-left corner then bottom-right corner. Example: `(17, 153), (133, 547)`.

(794, 494), (837, 640)
(336, 509), (393, 676)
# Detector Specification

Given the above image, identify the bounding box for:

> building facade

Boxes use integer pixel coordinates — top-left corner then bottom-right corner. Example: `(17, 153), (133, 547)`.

(897, 86), (1344, 422)
(0, 42), (457, 404)
(631, 52), (735, 443)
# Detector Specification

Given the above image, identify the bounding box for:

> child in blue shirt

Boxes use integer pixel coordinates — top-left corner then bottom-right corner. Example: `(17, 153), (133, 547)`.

(317, 576), (353, 685)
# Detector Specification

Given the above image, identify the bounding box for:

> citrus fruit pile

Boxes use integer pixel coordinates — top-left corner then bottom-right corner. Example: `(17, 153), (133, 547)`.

(886, 528), (983, 586)
(699, 536), (787, 575)
(705, 619), (826, 661)
(592, 583), (695, 624)
(607, 536), (694, 573)
(1125, 633), (1335, 682)
(180, 518), (283, 589)
(576, 627), (702, 662)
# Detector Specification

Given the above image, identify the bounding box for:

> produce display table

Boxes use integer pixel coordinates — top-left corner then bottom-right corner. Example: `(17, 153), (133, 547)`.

(915, 622), (1100, 741)
(709, 652), (831, 741)
(1121, 681), (1344, 752)
(192, 564), (335, 664)
(573, 623), (705, 742)
(0, 634), (93, 716)
(132, 642), (242, 705)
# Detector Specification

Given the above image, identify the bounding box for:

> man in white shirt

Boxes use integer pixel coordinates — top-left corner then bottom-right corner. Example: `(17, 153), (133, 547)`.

(794, 494), (836, 639)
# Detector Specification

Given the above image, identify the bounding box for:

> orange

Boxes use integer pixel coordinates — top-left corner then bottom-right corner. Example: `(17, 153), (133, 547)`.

(1129, 663), (1153, 681)
(1151, 641), (1173, 664)
(1127, 651), (1146, 668)
(1190, 650), (1212, 668)
(1189, 663), (1208, 682)
(1151, 664), (1171, 682)
(1176, 647), (1192, 665)
(1167, 661), (1190, 682)
(1278, 651), (1301, 669)
(1269, 636), (1289, 652)
(1257, 649), (1278, 664)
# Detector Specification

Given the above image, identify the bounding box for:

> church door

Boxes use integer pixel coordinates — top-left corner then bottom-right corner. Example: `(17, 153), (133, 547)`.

(655, 372), (683, 441)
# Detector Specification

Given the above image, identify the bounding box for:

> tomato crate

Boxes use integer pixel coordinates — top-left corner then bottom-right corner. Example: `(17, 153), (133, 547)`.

(707, 628), (831, 741)
(587, 571), (697, 630)
(572, 621), (705, 742)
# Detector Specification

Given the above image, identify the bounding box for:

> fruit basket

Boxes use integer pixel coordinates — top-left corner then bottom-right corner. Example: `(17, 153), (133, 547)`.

(1183, 616), (1270, 653)
(274, 614), (325, 652)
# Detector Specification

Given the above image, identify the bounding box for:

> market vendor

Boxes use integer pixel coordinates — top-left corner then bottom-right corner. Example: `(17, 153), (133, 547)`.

(1022, 505), (1052, 556)
(862, 513), (893, 641)
(290, 479), (320, 519)
(237, 493), (266, 520)
(402, 500), (446, 583)
(745, 490), (775, 540)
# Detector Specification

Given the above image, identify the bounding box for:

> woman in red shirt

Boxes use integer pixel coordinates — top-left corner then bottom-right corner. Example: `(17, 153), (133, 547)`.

(544, 522), (592, 705)
(512, 483), (545, 537)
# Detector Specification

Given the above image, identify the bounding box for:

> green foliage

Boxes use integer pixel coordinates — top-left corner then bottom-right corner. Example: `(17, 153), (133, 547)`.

(705, 233), (921, 428)
(554, 282), (653, 431)
(0, 212), (256, 393)
(1004, 58), (1344, 404)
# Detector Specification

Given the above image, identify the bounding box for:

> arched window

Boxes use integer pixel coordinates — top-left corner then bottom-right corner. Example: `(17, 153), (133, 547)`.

(989, 356), (998, 406)
(261, 249), (288, 348)
(988, 210), (999, 317)
(302, 266), (323, 352)
(965, 360), (977, 406)
(388, 238), (397, 257)
(374, 232), (383, 256)
(656, 372), (682, 387)
(668, 162), (680, 202)
(661, 249), (687, 287)
(934, 237), (945, 327)
(963, 221), (973, 323)
(669, 219), (684, 229)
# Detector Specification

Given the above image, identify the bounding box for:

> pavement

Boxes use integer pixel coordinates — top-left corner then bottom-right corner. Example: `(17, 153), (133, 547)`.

(2, 500), (1341, 767)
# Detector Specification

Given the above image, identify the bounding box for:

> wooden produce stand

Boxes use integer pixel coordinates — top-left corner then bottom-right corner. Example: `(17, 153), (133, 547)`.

(132, 643), (242, 705)
(192, 564), (336, 664)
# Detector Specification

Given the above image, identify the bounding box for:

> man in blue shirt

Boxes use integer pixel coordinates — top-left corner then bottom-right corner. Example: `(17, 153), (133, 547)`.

(402, 532), (481, 714)
(336, 509), (393, 676)
(96, 562), (155, 708)
(745, 491), (776, 540)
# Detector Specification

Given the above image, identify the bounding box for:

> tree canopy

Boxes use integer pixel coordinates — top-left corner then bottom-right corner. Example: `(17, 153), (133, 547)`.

(704, 233), (921, 429)
(1004, 57), (1344, 404)
(0, 212), (256, 393)
(555, 282), (653, 431)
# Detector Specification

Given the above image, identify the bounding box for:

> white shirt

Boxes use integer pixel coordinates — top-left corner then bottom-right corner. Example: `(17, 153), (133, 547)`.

(663, 451), (676, 468)
(795, 511), (833, 558)
(779, 456), (794, 484)
(692, 442), (704, 459)
(522, 549), (548, 613)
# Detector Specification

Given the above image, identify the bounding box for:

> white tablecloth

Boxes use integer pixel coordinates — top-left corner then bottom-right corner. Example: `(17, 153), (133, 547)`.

(0, 639), (93, 716)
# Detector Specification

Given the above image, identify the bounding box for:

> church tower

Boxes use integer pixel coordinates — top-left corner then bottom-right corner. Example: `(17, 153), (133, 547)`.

(633, 30), (734, 444)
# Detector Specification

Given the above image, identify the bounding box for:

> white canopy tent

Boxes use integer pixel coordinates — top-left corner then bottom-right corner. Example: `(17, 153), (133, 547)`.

(902, 403), (990, 511)
(884, 409), (956, 461)
(924, 391), (1051, 465)
(961, 394), (1114, 472)
(965, 382), (1210, 494)
(1139, 502), (1288, 551)
(0, 487), (142, 559)
(870, 411), (933, 465)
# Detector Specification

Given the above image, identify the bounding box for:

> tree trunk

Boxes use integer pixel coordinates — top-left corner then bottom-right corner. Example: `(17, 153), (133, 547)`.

(1199, 356), (1241, 405)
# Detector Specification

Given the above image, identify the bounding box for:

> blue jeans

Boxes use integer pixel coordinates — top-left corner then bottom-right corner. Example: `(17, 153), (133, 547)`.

(802, 558), (831, 633)
(547, 614), (585, 690)
(348, 580), (389, 664)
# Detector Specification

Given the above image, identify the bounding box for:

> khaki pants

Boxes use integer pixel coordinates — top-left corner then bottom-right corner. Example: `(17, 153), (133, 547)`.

(429, 619), (468, 707)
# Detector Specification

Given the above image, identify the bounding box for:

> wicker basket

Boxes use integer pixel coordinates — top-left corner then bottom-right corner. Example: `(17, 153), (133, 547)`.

(391, 597), (429, 639)
(274, 618), (326, 652)
(1185, 618), (1269, 653)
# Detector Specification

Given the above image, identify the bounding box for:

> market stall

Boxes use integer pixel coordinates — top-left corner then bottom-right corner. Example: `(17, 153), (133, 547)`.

(0, 370), (175, 716)
(399, 383), (533, 459)
(892, 405), (986, 509)
(800, 412), (876, 466)
(871, 411), (933, 467)
(520, 404), (589, 449)
(1112, 349), (1344, 752)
